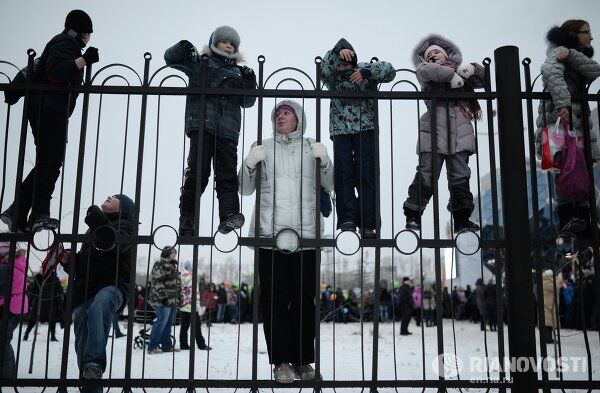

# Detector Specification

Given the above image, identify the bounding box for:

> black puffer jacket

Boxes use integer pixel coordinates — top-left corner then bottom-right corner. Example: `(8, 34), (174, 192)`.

(64, 207), (134, 311)
(29, 29), (85, 116)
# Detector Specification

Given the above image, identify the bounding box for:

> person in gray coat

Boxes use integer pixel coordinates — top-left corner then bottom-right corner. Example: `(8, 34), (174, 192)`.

(403, 34), (484, 233)
(474, 278), (486, 331)
(534, 20), (600, 234)
(239, 100), (333, 383)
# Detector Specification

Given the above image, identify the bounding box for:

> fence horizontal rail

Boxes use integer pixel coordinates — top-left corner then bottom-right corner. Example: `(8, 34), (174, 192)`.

(7, 377), (600, 390)
(0, 82), (501, 99)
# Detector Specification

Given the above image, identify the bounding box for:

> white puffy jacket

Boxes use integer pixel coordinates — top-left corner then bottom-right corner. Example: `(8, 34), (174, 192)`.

(238, 100), (334, 251)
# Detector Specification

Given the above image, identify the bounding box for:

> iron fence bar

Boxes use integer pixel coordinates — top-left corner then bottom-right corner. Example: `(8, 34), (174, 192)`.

(0, 232), (511, 249)
(594, 94), (600, 345)
(314, 56), (322, 392)
(28, 377), (600, 389)
(123, 52), (152, 391)
(250, 55), (265, 393)
(0, 49), (36, 387)
(58, 59), (92, 383)
(0, 82), (503, 99)
(0, 51), (35, 378)
(188, 53), (209, 389)
(494, 45), (537, 392)
(428, 93), (446, 384)
(369, 73), (382, 393)
(578, 88), (597, 381)
(471, 86), (492, 382)
(522, 58), (551, 387)
(484, 56), (507, 387)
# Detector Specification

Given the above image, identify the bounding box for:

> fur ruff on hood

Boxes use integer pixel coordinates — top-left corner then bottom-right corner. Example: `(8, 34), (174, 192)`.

(201, 45), (245, 63)
(546, 26), (594, 58)
(412, 34), (462, 68)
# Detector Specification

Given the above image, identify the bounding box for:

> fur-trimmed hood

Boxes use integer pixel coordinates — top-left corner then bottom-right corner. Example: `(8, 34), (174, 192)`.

(201, 45), (245, 63)
(412, 34), (462, 68)
(546, 26), (594, 58)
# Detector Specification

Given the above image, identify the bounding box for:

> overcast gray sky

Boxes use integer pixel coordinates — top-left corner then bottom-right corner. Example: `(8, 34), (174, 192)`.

(1, 0), (599, 279)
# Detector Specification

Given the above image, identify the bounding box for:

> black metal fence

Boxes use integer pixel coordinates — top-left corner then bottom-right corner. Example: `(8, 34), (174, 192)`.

(0, 45), (598, 392)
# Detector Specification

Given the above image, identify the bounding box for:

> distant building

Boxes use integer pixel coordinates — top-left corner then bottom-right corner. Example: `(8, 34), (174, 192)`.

(454, 108), (599, 287)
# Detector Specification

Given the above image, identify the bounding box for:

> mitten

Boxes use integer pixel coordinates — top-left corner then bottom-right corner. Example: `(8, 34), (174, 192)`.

(457, 63), (475, 79)
(450, 72), (464, 89)
(245, 145), (266, 169)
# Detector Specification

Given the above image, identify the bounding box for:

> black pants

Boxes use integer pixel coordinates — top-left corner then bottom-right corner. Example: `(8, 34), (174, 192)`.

(13, 107), (68, 226)
(180, 132), (239, 221)
(333, 131), (376, 229)
(24, 320), (56, 339)
(258, 248), (316, 365)
(404, 152), (474, 214)
(179, 311), (207, 349)
(400, 307), (412, 334)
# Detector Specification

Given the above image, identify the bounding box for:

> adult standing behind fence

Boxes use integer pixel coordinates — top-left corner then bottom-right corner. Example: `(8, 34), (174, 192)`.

(0, 244), (28, 382)
(535, 19), (600, 235)
(179, 261), (211, 351)
(59, 194), (134, 391)
(22, 271), (63, 342)
(148, 247), (181, 354)
(0, 10), (99, 233)
(239, 100), (334, 383)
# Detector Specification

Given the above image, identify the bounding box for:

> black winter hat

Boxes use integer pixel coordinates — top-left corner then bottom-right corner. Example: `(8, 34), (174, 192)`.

(114, 194), (135, 221)
(65, 10), (93, 34)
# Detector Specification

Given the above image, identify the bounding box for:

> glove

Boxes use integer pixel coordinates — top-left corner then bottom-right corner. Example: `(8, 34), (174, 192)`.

(311, 142), (329, 164)
(450, 72), (464, 89)
(238, 65), (255, 80)
(245, 145), (266, 169)
(179, 40), (195, 57)
(359, 68), (372, 80)
(82, 47), (99, 65)
(84, 205), (109, 229)
(457, 63), (475, 79)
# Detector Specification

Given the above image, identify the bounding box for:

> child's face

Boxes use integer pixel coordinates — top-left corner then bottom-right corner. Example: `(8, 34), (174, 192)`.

(337, 61), (354, 71)
(101, 195), (121, 214)
(216, 40), (235, 55)
(426, 49), (447, 64)
(275, 108), (298, 134)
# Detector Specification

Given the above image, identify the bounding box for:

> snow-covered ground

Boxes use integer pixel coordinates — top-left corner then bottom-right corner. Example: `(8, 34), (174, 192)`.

(10, 320), (600, 392)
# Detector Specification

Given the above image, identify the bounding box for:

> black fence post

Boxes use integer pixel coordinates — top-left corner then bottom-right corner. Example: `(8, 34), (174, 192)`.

(494, 46), (537, 391)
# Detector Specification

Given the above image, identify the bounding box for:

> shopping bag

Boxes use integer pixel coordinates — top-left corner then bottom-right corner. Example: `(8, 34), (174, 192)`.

(541, 118), (567, 173)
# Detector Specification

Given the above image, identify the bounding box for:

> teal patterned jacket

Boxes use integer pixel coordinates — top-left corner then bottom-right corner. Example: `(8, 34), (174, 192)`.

(321, 40), (396, 138)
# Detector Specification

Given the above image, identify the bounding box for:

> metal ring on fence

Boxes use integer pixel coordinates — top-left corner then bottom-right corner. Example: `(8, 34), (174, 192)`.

(152, 224), (178, 251)
(31, 227), (57, 252)
(394, 230), (420, 255)
(213, 229), (240, 254)
(335, 230), (361, 256)
(91, 224), (117, 252)
(454, 229), (481, 256)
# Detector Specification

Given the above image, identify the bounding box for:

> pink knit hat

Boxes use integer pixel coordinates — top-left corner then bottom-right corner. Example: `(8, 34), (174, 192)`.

(424, 45), (448, 61)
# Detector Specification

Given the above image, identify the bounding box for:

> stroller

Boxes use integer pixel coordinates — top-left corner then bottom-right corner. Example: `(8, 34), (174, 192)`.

(133, 326), (176, 350)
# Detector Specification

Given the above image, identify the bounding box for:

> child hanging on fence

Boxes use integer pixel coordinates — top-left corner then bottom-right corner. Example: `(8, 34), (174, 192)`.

(403, 34), (484, 232)
(164, 26), (257, 236)
(321, 38), (396, 239)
